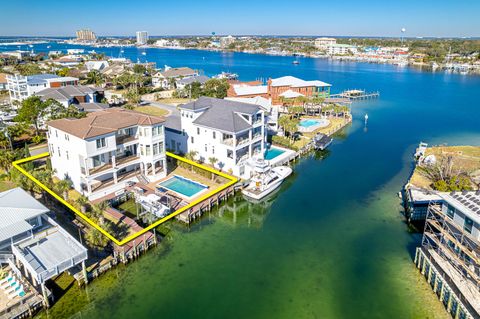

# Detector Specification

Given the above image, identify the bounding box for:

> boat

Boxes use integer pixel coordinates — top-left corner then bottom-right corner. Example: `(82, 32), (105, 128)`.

(292, 60), (300, 65)
(312, 133), (333, 150)
(242, 159), (292, 201)
(141, 52), (147, 56)
(213, 72), (238, 80)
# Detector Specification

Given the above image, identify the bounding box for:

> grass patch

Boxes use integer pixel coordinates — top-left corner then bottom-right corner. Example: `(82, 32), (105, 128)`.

(0, 180), (16, 192)
(135, 105), (170, 117)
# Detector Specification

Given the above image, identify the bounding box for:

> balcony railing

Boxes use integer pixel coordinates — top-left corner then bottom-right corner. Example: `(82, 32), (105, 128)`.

(116, 135), (137, 145)
(88, 161), (113, 175)
(116, 154), (140, 166)
(221, 138), (234, 146)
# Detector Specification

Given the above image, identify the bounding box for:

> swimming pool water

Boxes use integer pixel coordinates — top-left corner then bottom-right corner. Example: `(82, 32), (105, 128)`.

(264, 147), (286, 160)
(299, 119), (321, 128)
(158, 176), (207, 197)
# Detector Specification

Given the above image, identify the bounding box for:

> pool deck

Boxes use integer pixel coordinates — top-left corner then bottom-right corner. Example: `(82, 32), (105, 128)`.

(266, 146), (297, 167)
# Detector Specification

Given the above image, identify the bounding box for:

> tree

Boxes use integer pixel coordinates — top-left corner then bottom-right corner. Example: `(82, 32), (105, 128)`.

(124, 88), (141, 105)
(203, 79), (229, 98)
(76, 195), (89, 214)
(55, 179), (72, 200)
(133, 64), (147, 74)
(15, 63), (42, 76)
(208, 157), (218, 180)
(85, 70), (104, 86)
(56, 68), (70, 77)
(15, 96), (62, 136)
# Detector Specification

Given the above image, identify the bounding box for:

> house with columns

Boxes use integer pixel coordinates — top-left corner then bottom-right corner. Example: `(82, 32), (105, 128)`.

(47, 108), (167, 200)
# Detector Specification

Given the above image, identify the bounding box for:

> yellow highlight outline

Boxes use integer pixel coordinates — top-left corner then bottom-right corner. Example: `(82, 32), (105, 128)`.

(13, 151), (238, 246)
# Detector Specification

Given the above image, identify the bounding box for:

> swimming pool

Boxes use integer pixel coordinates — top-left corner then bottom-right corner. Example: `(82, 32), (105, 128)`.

(157, 175), (208, 198)
(264, 146), (286, 160)
(298, 118), (330, 132)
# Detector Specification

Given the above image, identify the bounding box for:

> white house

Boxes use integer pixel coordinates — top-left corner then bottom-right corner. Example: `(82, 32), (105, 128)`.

(0, 188), (88, 303)
(85, 60), (110, 72)
(35, 85), (104, 108)
(47, 108), (167, 200)
(7, 74), (79, 102)
(165, 97), (266, 178)
(152, 67), (198, 89)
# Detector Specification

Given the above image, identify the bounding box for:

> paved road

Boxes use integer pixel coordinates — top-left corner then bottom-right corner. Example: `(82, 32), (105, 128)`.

(141, 100), (179, 116)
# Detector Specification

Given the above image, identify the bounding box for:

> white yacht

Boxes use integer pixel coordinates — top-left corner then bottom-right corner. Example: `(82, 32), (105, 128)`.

(242, 159), (292, 201)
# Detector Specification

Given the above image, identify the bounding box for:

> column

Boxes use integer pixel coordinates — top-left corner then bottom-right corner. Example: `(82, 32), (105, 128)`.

(82, 260), (88, 285)
(41, 283), (50, 308)
(113, 171), (118, 184)
(87, 181), (92, 194)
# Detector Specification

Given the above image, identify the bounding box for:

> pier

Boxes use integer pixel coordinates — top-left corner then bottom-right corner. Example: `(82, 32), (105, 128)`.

(330, 89), (380, 100)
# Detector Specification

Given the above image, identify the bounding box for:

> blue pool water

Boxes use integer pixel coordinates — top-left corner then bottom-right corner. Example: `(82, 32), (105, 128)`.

(158, 176), (207, 197)
(299, 118), (329, 128)
(264, 147), (286, 160)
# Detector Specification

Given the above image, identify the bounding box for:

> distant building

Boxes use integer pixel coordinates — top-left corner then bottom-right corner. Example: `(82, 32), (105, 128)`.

(220, 35), (235, 48)
(415, 191), (480, 319)
(136, 31), (149, 45)
(0, 73), (7, 90)
(47, 108), (167, 200)
(85, 60), (110, 72)
(268, 76), (331, 105)
(326, 44), (357, 55)
(1, 50), (30, 60)
(75, 29), (97, 42)
(314, 37), (336, 49)
(175, 75), (210, 90)
(7, 74), (79, 102)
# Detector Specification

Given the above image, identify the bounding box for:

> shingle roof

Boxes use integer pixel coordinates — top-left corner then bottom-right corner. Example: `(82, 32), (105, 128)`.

(77, 102), (109, 112)
(176, 75), (210, 85)
(36, 85), (102, 101)
(0, 188), (49, 242)
(48, 108), (165, 139)
(180, 97), (260, 133)
(158, 67), (197, 78)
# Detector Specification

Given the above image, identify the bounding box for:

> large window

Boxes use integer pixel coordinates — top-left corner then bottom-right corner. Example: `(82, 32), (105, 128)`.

(96, 137), (106, 149)
(464, 217), (474, 234)
(446, 204), (455, 219)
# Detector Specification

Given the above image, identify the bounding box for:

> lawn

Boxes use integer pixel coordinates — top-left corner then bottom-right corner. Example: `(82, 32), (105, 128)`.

(409, 145), (480, 190)
(291, 116), (351, 149)
(0, 180), (16, 192)
(156, 97), (193, 106)
(135, 105), (170, 117)
(117, 198), (139, 220)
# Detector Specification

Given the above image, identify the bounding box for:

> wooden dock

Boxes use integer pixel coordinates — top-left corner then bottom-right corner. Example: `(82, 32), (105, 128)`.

(330, 89), (380, 100)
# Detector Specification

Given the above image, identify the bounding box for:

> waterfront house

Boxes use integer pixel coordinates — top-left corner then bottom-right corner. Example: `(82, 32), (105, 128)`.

(7, 74), (79, 102)
(165, 96), (266, 178)
(0, 187), (88, 308)
(415, 191), (480, 319)
(175, 75), (210, 90)
(152, 67), (198, 89)
(85, 60), (110, 72)
(267, 76), (331, 105)
(35, 85), (104, 108)
(47, 108), (167, 200)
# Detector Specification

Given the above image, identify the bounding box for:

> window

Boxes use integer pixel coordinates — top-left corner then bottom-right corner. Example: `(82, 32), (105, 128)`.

(212, 146), (215, 154)
(205, 144), (207, 152)
(146, 145), (151, 155)
(96, 138), (106, 149)
(65, 134), (69, 141)
(159, 142), (164, 153)
(153, 143), (158, 155)
(213, 131), (216, 139)
(464, 217), (474, 234)
(55, 130), (58, 138)
(197, 127), (200, 135)
(446, 204), (455, 219)
(140, 145), (144, 156)
(191, 136), (194, 144)
(66, 151), (69, 160)
(58, 147), (61, 157)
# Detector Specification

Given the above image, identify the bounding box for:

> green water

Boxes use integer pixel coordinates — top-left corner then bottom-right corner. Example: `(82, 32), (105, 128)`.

(34, 49), (480, 319)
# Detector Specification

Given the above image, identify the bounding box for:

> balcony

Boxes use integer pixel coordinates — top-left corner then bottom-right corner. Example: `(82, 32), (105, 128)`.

(88, 161), (113, 175)
(221, 138), (234, 146)
(116, 135), (137, 145)
(115, 154), (140, 167)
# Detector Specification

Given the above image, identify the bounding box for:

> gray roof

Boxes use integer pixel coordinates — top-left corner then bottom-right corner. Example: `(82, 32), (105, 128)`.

(164, 109), (182, 132)
(180, 97), (260, 133)
(177, 75), (210, 85)
(26, 74), (58, 85)
(77, 102), (109, 112)
(0, 188), (49, 242)
(36, 85), (102, 101)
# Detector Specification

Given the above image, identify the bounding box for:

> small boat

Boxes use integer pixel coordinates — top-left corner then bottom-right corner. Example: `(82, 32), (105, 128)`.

(213, 72), (238, 80)
(312, 133), (333, 150)
(292, 60), (300, 65)
(47, 45), (51, 49)
(242, 159), (292, 201)
(141, 52), (147, 56)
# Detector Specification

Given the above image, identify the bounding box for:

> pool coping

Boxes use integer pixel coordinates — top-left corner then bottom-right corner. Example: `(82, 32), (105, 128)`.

(157, 174), (210, 201)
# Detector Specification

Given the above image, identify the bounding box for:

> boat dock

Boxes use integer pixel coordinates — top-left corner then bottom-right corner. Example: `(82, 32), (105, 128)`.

(330, 89), (380, 100)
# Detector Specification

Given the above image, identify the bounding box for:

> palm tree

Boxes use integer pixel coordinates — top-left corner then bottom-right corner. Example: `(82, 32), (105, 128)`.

(76, 195), (89, 214)
(185, 151), (198, 171)
(85, 70), (104, 86)
(55, 179), (72, 200)
(208, 157), (218, 180)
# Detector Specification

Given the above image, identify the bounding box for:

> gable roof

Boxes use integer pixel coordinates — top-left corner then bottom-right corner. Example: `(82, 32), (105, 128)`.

(0, 188), (49, 242)
(36, 85), (102, 101)
(180, 97), (261, 133)
(270, 76), (331, 88)
(157, 67), (197, 78)
(233, 84), (268, 96)
(176, 75), (210, 85)
(48, 108), (165, 139)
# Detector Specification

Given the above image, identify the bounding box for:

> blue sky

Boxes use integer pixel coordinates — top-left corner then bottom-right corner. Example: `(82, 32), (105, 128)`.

(1, 0), (479, 37)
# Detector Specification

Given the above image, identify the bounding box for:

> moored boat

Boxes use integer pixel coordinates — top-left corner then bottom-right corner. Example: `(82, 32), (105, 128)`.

(242, 159), (292, 201)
